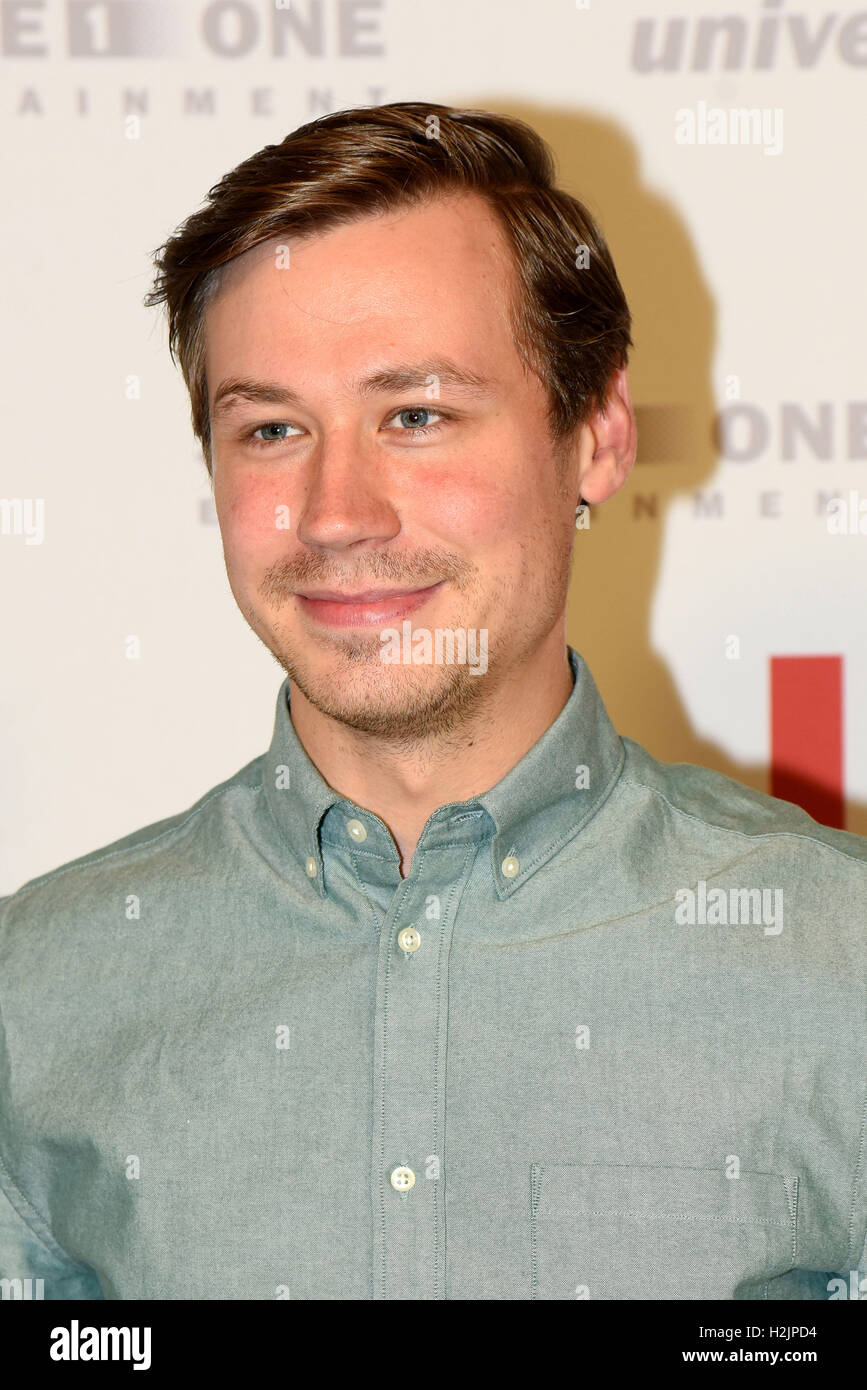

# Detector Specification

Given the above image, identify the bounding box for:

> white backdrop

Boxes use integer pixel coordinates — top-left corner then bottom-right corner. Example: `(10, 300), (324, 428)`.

(2, 0), (865, 895)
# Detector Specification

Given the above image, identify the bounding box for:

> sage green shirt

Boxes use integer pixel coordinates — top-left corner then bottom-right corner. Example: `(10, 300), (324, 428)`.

(1, 647), (865, 1300)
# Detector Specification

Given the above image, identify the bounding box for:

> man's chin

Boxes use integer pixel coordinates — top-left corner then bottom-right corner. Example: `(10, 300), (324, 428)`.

(283, 648), (488, 741)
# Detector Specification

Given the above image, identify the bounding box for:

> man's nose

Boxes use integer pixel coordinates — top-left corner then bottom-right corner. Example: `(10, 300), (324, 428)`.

(295, 429), (402, 551)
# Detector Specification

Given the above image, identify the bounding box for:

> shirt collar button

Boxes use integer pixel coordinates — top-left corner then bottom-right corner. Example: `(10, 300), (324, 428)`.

(346, 818), (368, 843)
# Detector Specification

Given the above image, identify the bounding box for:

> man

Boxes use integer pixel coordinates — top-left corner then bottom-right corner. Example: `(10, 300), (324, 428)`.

(1, 102), (865, 1301)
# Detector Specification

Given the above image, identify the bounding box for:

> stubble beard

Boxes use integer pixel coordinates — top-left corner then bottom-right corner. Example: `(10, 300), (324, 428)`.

(244, 504), (576, 749)
(262, 613), (498, 748)
(294, 642), (491, 743)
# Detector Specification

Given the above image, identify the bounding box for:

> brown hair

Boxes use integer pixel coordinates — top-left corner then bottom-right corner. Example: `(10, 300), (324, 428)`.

(144, 101), (632, 476)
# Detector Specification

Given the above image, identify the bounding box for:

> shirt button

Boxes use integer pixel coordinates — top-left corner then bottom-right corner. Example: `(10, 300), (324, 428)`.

(397, 926), (421, 954)
(390, 1165), (415, 1192)
(501, 855), (520, 878)
(346, 818), (367, 843)
(305, 856), (317, 877)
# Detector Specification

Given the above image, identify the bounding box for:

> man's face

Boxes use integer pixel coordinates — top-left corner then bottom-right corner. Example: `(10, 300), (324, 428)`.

(206, 192), (581, 739)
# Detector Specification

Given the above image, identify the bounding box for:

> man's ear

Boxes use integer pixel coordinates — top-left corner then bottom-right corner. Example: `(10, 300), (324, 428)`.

(575, 367), (637, 506)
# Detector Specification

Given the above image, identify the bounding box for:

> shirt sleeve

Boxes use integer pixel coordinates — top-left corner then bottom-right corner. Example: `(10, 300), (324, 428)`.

(0, 1176), (104, 1301)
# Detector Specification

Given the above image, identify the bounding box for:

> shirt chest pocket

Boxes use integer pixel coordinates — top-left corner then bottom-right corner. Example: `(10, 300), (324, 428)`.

(530, 1163), (799, 1300)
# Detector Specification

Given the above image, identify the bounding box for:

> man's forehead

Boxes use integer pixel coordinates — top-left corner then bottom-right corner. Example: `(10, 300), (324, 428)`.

(203, 194), (523, 405)
(211, 191), (511, 296)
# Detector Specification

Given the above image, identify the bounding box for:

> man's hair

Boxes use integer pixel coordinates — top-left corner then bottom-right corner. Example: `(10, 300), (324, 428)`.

(144, 101), (633, 476)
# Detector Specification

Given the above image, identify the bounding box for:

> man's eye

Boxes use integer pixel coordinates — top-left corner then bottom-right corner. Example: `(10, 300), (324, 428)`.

(384, 406), (447, 436)
(246, 422), (303, 448)
(243, 407), (448, 450)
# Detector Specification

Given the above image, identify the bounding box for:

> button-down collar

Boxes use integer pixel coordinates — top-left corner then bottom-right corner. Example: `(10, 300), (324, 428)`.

(262, 645), (625, 900)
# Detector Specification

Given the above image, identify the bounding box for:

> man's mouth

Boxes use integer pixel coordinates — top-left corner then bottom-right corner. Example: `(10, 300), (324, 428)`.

(294, 582), (444, 628)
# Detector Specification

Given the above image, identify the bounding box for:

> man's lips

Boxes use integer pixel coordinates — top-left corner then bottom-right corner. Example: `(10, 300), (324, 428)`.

(297, 586), (434, 603)
(294, 582), (445, 628)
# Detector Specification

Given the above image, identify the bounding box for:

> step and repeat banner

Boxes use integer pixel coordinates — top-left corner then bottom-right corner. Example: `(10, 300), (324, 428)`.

(1, 0), (865, 893)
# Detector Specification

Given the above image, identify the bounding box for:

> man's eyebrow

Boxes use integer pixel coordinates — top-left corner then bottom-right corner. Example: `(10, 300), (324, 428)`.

(211, 359), (497, 419)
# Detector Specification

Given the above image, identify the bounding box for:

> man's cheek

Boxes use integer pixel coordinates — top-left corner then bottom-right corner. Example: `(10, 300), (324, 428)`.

(430, 476), (507, 539)
(221, 483), (295, 548)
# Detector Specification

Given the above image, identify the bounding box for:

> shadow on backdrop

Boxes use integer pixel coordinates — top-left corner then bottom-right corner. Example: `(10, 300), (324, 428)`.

(488, 101), (865, 838)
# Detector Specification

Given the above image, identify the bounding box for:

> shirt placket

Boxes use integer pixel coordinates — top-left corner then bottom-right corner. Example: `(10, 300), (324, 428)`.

(368, 831), (479, 1301)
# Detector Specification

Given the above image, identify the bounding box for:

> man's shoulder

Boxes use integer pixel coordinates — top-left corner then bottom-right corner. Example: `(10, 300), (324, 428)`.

(618, 734), (867, 872)
(0, 753), (266, 925)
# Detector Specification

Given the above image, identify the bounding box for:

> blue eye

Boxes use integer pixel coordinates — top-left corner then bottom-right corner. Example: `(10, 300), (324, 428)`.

(248, 422), (301, 447)
(385, 406), (447, 436)
(243, 405), (450, 450)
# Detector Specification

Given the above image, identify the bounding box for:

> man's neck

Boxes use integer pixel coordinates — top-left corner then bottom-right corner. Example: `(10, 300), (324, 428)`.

(288, 627), (575, 877)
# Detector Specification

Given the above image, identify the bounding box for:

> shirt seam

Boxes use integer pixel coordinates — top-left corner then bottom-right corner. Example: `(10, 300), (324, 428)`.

(619, 776), (867, 871)
(532, 1210), (793, 1228)
(846, 1070), (867, 1268)
(4, 783), (242, 905)
(344, 843), (391, 930)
